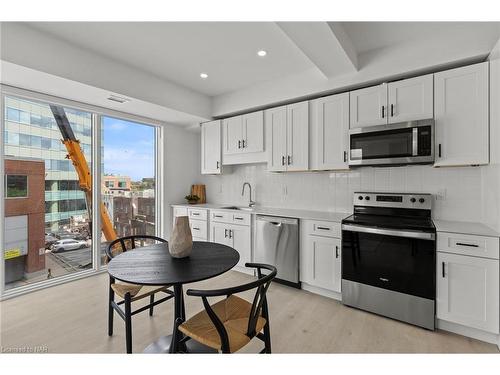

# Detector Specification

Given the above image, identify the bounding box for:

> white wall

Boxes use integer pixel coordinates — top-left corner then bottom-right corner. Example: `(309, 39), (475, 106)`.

(163, 125), (202, 240)
(482, 37), (500, 232)
(202, 163), (485, 222)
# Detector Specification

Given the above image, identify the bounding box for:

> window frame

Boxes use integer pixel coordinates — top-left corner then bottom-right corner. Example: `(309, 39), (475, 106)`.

(4, 174), (28, 199)
(1, 84), (164, 300)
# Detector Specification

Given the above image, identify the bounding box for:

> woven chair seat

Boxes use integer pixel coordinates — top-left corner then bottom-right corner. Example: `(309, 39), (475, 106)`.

(111, 283), (170, 302)
(179, 295), (266, 353)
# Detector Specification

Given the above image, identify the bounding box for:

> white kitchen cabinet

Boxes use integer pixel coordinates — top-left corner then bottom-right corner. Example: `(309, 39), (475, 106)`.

(201, 120), (223, 175)
(223, 111), (264, 156)
(349, 84), (388, 128)
(266, 101), (309, 172)
(309, 92), (350, 170)
(211, 221), (231, 246)
(437, 251), (499, 333)
(387, 74), (434, 123)
(210, 221), (251, 271)
(301, 235), (341, 292)
(434, 62), (489, 166)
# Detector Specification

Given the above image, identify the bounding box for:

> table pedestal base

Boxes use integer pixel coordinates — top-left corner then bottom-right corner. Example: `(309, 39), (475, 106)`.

(143, 335), (217, 354)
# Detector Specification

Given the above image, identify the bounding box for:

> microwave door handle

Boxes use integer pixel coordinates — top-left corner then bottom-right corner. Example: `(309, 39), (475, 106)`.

(342, 224), (435, 241)
(412, 127), (418, 156)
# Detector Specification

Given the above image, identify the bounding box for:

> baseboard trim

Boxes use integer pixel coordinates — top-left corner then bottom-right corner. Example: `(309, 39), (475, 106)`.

(301, 282), (342, 301)
(437, 319), (500, 346)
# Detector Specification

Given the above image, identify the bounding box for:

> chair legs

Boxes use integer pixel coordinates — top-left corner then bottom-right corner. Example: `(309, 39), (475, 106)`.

(108, 285), (115, 336)
(149, 294), (154, 316)
(124, 292), (132, 354)
(263, 322), (272, 354)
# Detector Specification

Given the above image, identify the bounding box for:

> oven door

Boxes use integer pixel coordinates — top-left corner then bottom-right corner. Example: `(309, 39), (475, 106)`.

(341, 224), (436, 299)
(349, 121), (434, 166)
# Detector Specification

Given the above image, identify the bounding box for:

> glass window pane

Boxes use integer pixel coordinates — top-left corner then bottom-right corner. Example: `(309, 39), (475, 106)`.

(3, 96), (94, 291)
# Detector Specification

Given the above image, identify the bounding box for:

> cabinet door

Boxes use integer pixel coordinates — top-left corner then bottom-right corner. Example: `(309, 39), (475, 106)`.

(388, 74), (433, 123)
(286, 101), (309, 171)
(223, 116), (243, 155)
(437, 252), (499, 333)
(210, 222), (231, 246)
(349, 84), (388, 128)
(230, 224), (251, 268)
(310, 93), (350, 170)
(242, 111), (264, 154)
(434, 62), (489, 166)
(201, 120), (222, 174)
(265, 106), (287, 172)
(304, 235), (341, 292)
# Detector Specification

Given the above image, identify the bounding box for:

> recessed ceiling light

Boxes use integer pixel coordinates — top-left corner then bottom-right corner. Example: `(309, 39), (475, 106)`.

(200, 73), (208, 79)
(257, 50), (267, 57)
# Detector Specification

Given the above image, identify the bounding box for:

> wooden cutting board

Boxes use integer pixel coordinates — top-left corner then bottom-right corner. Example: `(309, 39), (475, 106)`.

(191, 184), (206, 204)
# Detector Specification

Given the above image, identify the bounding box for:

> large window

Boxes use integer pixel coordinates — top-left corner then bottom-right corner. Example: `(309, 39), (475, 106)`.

(2, 88), (161, 296)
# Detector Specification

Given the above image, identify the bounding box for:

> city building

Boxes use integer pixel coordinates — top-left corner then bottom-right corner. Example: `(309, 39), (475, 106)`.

(4, 157), (45, 283)
(4, 96), (92, 232)
(102, 175), (131, 194)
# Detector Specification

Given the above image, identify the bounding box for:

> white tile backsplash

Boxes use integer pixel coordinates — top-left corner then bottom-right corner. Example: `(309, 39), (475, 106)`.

(201, 164), (490, 222)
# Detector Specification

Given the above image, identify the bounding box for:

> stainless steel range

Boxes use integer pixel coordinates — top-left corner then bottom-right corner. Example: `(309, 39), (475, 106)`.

(341, 192), (436, 330)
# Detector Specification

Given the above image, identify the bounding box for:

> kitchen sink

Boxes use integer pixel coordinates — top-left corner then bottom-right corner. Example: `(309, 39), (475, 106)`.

(220, 206), (254, 211)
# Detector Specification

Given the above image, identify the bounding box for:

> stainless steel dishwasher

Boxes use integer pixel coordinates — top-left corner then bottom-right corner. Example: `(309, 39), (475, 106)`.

(254, 215), (299, 287)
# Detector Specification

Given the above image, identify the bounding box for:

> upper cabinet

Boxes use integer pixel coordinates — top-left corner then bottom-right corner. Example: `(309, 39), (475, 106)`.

(266, 101), (309, 172)
(201, 120), (222, 175)
(434, 62), (489, 167)
(310, 92), (350, 170)
(350, 84), (388, 128)
(349, 74), (434, 128)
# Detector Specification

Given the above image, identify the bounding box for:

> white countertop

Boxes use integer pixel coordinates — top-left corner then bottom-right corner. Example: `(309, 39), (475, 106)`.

(172, 203), (350, 222)
(433, 219), (500, 237)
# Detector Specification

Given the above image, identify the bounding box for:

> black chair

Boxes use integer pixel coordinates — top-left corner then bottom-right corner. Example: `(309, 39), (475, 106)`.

(106, 235), (174, 353)
(171, 263), (277, 353)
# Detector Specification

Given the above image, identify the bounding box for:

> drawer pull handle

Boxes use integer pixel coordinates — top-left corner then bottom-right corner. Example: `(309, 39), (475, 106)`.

(192, 212), (200, 216)
(234, 217), (243, 220)
(317, 226), (331, 231)
(193, 227), (200, 231)
(442, 262), (446, 278)
(456, 242), (479, 248)
(214, 215), (223, 218)
(335, 245), (339, 258)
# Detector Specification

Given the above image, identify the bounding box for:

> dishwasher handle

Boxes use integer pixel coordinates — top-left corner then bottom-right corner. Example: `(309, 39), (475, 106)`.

(256, 215), (298, 226)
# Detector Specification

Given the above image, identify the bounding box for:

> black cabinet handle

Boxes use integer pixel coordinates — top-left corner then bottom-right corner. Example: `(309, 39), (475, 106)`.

(193, 227), (200, 231)
(215, 215), (223, 218)
(442, 262), (446, 278)
(391, 104), (394, 117)
(216, 161), (219, 169)
(238, 140), (241, 149)
(343, 151), (347, 163)
(438, 144), (442, 158)
(229, 230), (233, 239)
(382, 106), (385, 118)
(317, 226), (330, 231)
(287, 155), (291, 165)
(234, 217), (243, 221)
(242, 139), (246, 148)
(192, 212), (199, 216)
(335, 245), (339, 259)
(224, 229), (228, 238)
(456, 242), (479, 248)
(281, 156), (285, 166)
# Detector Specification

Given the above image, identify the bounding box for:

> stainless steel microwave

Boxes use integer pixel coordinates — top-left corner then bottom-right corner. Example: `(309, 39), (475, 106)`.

(348, 119), (434, 167)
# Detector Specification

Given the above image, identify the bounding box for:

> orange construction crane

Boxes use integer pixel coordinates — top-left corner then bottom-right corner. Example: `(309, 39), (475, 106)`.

(50, 105), (117, 242)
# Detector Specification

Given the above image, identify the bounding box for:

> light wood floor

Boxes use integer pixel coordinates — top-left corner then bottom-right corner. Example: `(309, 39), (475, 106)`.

(1, 271), (498, 353)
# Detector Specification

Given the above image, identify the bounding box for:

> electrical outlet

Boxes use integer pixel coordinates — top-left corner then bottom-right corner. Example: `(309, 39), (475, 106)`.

(436, 189), (447, 201)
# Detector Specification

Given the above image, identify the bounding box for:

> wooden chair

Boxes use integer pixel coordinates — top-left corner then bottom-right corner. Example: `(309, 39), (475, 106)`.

(106, 235), (174, 353)
(171, 263), (277, 353)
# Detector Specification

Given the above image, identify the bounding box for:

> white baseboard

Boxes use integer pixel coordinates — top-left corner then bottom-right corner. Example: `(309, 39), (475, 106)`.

(437, 319), (500, 346)
(301, 282), (342, 301)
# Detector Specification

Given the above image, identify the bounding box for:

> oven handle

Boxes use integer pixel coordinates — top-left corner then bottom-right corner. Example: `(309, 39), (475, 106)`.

(342, 224), (435, 240)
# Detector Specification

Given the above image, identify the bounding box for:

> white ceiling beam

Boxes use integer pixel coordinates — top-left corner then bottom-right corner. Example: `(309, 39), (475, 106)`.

(276, 22), (358, 79)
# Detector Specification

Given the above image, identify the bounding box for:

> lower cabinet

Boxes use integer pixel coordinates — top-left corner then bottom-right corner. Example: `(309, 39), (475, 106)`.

(436, 251), (499, 333)
(300, 220), (342, 293)
(210, 221), (251, 269)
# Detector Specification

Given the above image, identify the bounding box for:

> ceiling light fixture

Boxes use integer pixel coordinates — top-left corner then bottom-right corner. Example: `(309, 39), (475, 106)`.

(257, 50), (267, 57)
(200, 73), (208, 79)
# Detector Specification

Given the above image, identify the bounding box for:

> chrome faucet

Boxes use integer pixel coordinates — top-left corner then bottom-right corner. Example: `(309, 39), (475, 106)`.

(241, 182), (255, 208)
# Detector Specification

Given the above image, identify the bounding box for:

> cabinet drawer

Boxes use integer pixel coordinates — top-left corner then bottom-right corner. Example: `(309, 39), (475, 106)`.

(188, 208), (207, 220)
(211, 210), (232, 223)
(303, 220), (341, 238)
(189, 219), (207, 240)
(437, 232), (499, 259)
(231, 212), (251, 226)
(173, 206), (188, 218)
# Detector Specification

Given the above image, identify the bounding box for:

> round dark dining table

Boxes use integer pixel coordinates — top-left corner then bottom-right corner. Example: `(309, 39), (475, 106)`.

(107, 241), (240, 353)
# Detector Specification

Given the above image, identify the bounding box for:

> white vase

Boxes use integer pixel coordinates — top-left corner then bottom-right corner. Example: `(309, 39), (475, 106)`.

(170, 216), (193, 258)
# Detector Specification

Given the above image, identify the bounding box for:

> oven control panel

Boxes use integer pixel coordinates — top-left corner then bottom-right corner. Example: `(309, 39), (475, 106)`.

(354, 192), (432, 210)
